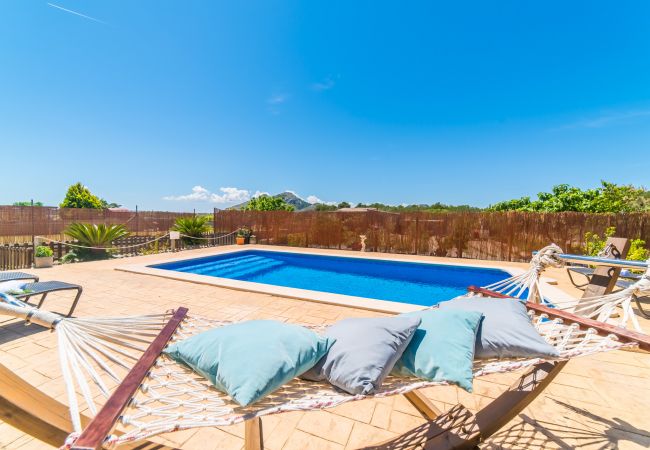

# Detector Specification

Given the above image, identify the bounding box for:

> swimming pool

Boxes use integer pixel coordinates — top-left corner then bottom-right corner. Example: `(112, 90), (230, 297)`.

(150, 250), (512, 307)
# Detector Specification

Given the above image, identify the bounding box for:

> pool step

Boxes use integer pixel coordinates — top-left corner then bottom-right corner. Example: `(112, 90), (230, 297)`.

(180, 254), (284, 279)
(177, 254), (263, 273)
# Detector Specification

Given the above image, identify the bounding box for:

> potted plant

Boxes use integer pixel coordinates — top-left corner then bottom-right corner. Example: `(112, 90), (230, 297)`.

(236, 227), (251, 245)
(34, 245), (54, 268)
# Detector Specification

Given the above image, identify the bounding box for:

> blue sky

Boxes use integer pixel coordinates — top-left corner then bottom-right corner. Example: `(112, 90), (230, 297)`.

(1, 1), (649, 211)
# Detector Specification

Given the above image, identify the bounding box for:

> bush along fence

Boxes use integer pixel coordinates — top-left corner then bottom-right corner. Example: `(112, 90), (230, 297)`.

(0, 232), (237, 271)
(214, 210), (650, 262)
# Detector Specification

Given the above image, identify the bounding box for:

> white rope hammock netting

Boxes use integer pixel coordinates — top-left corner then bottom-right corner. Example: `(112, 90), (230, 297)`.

(483, 244), (650, 332)
(88, 309), (634, 448)
(0, 243), (647, 449)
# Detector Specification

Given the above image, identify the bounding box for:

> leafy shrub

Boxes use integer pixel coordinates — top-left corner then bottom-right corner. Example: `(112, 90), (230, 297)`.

(60, 183), (105, 209)
(242, 195), (295, 211)
(35, 245), (53, 257)
(65, 223), (130, 259)
(172, 216), (212, 245)
(583, 226), (649, 261)
(60, 251), (79, 264)
(237, 227), (252, 238)
(490, 181), (648, 213)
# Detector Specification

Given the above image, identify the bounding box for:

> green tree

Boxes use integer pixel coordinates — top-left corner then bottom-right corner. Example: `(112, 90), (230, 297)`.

(13, 201), (43, 206)
(489, 181), (647, 213)
(314, 203), (337, 211)
(337, 201), (351, 209)
(242, 195), (295, 211)
(60, 183), (105, 209)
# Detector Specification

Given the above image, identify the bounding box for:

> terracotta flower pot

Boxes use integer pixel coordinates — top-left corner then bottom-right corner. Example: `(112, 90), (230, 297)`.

(34, 256), (54, 268)
(236, 236), (246, 245)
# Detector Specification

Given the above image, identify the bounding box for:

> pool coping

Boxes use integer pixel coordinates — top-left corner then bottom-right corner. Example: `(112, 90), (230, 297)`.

(116, 245), (569, 314)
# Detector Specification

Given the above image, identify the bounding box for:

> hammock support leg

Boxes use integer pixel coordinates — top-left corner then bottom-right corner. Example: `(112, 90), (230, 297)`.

(365, 360), (567, 449)
(404, 390), (441, 420)
(244, 417), (263, 450)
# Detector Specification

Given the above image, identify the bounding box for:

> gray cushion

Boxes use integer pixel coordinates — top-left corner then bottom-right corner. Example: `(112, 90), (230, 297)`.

(438, 296), (559, 359)
(301, 315), (421, 395)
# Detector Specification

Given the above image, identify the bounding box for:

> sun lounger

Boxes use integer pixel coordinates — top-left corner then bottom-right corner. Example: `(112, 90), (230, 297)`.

(0, 271), (39, 283)
(0, 273), (83, 317)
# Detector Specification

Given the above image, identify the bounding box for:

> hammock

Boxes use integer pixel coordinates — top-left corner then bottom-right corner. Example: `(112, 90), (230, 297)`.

(0, 245), (648, 449)
(480, 244), (650, 332)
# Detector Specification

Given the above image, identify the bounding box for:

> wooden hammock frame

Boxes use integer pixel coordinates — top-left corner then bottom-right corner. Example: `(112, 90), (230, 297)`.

(65, 288), (650, 450)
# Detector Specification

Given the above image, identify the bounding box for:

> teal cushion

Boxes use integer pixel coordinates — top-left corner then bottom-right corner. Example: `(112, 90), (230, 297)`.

(392, 309), (483, 392)
(164, 320), (333, 406)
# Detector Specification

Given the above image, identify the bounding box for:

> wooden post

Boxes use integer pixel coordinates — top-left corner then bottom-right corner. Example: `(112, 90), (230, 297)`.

(244, 417), (263, 450)
(31, 199), (35, 268)
(135, 205), (139, 237)
(213, 208), (217, 245)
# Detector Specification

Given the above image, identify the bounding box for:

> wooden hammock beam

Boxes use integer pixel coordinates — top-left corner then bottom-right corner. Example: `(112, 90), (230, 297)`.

(71, 307), (188, 450)
(468, 286), (650, 352)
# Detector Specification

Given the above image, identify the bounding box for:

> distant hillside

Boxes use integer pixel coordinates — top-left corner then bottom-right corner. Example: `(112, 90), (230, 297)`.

(230, 191), (312, 211)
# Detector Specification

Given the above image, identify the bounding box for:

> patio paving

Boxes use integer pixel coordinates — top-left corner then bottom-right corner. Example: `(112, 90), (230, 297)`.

(0, 245), (649, 450)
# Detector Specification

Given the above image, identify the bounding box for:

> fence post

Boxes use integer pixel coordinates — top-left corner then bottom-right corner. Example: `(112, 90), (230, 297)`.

(213, 208), (217, 246)
(135, 205), (139, 236)
(31, 199), (35, 268)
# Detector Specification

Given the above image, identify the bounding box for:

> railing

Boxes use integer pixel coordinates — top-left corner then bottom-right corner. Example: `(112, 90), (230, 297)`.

(0, 232), (237, 271)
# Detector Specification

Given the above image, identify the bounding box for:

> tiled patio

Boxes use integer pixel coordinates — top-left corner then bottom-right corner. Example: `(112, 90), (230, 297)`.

(1, 246), (649, 450)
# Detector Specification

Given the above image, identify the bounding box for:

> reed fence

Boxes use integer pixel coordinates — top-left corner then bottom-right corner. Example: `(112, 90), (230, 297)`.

(0, 206), (198, 244)
(214, 210), (650, 262)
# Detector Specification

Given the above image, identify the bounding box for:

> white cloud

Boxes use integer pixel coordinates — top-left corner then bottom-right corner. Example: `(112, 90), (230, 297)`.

(557, 108), (650, 130)
(163, 186), (250, 204)
(267, 93), (289, 114)
(306, 195), (336, 205)
(267, 93), (288, 105)
(312, 75), (337, 92)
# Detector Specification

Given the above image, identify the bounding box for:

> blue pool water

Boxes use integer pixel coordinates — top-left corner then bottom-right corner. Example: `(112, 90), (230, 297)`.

(151, 250), (512, 307)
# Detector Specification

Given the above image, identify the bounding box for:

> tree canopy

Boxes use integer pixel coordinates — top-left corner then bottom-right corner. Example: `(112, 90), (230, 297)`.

(242, 195), (295, 211)
(13, 201), (43, 206)
(60, 182), (120, 209)
(489, 182), (649, 213)
(355, 202), (479, 213)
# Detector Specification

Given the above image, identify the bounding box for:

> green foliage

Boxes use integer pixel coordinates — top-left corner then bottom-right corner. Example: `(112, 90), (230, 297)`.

(242, 195), (295, 211)
(65, 223), (130, 259)
(337, 201), (351, 209)
(355, 202), (479, 213)
(583, 226), (649, 261)
(59, 183), (120, 209)
(60, 251), (80, 264)
(172, 216), (212, 244)
(314, 203), (338, 211)
(35, 245), (53, 257)
(60, 183), (105, 209)
(237, 226), (252, 238)
(583, 226), (616, 257)
(13, 201), (43, 206)
(489, 181), (648, 213)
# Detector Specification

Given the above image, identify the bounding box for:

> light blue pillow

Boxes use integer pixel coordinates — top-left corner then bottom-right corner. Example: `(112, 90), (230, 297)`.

(164, 320), (333, 406)
(392, 309), (483, 392)
(438, 296), (559, 359)
(301, 315), (421, 395)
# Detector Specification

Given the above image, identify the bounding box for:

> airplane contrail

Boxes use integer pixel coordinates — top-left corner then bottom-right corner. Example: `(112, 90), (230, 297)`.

(47, 2), (106, 24)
